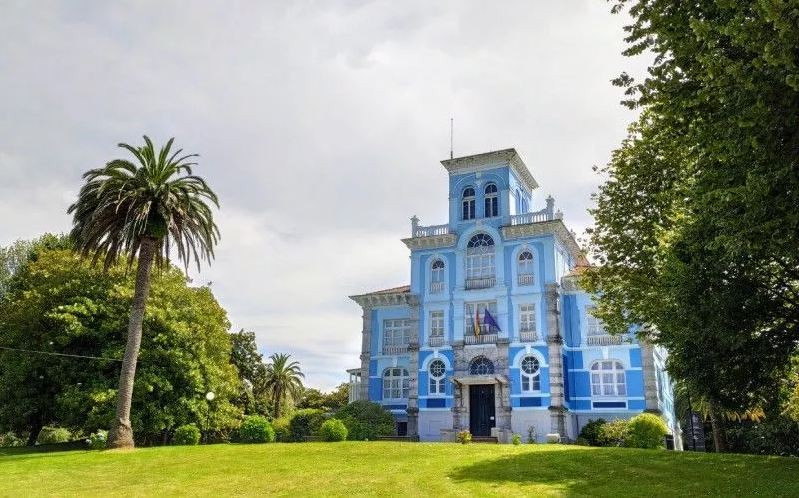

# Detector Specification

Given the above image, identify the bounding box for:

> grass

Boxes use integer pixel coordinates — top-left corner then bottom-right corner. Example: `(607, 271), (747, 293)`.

(1, 442), (798, 497)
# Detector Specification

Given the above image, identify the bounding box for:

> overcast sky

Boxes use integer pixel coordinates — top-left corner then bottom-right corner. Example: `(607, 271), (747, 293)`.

(0, 1), (648, 390)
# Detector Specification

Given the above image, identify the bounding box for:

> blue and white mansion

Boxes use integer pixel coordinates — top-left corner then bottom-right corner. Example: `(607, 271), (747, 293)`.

(348, 148), (678, 444)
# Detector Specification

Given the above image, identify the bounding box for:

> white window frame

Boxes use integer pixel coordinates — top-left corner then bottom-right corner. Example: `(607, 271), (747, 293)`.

(590, 360), (626, 397)
(464, 301), (498, 336)
(429, 310), (444, 338)
(520, 355), (541, 392)
(383, 319), (411, 348)
(484, 183), (499, 217)
(462, 187), (476, 220)
(517, 250), (535, 285)
(431, 259), (445, 293)
(519, 304), (536, 333)
(585, 306), (605, 337)
(383, 367), (410, 399)
(428, 359), (446, 395)
(466, 234), (495, 281)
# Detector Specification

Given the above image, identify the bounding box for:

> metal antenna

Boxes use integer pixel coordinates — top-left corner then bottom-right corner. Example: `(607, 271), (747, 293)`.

(450, 117), (454, 159)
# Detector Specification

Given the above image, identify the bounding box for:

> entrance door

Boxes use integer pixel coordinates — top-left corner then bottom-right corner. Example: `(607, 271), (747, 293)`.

(469, 384), (496, 437)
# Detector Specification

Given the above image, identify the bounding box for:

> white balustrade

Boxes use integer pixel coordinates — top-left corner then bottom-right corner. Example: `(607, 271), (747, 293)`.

(465, 277), (496, 290)
(464, 333), (498, 345)
(519, 330), (538, 342)
(382, 344), (409, 355)
(430, 281), (445, 293)
(586, 335), (624, 346)
(518, 274), (535, 286)
(428, 336), (446, 347)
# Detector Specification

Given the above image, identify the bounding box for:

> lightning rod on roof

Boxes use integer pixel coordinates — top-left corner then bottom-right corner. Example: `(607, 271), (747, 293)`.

(450, 117), (454, 159)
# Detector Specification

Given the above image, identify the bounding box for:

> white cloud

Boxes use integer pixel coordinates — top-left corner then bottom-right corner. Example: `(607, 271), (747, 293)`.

(0, 0), (650, 389)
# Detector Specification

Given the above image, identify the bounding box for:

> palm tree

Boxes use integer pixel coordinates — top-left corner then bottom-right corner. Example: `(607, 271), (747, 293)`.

(68, 136), (219, 449)
(264, 353), (305, 419)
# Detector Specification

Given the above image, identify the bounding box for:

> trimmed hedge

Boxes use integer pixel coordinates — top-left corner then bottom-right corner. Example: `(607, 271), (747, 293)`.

(319, 419), (348, 442)
(626, 413), (668, 449)
(598, 419), (630, 447)
(578, 418), (607, 447)
(288, 409), (326, 442)
(334, 401), (394, 441)
(238, 415), (275, 443)
(272, 417), (291, 442)
(173, 424), (201, 446)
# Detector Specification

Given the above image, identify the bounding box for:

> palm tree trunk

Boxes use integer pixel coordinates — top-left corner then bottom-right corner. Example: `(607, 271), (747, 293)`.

(273, 386), (282, 419)
(708, 402), (727, 453)
(108, 236), (157, 449)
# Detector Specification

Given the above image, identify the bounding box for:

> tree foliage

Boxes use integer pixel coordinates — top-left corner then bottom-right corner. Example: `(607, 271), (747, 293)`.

(229, 330), (271, 416)
(264, 353), (304, 419)
(0, 245), (241, 445)
(585, 0), (799, 422)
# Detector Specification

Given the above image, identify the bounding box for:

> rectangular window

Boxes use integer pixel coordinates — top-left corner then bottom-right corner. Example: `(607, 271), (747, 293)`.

(464, 301), (498, 335)
(585, 307), (605, 336)
(383, 319), (411, 348)
(519, 304), (536, 332)
(430, 311), (444, 337)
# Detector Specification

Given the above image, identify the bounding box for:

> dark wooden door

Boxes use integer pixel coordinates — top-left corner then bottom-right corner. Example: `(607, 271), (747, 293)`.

(469, 384), (496, 437)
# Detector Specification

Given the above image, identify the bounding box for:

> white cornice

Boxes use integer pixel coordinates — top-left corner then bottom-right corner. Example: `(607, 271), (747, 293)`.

(401, 233), (457, 250)
(441, 148), (539, 192)
(501, 219), (582, 261)
(349, 291), (419, 308)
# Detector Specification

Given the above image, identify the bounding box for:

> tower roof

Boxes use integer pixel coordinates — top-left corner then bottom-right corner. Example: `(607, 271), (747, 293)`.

(440, 148), (539, 192)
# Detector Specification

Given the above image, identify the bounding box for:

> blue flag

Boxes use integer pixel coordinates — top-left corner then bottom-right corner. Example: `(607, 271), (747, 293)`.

(483, 309), (500, 332)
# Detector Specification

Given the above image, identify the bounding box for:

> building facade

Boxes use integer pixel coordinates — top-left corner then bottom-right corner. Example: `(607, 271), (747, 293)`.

(348, 149), (679, 444)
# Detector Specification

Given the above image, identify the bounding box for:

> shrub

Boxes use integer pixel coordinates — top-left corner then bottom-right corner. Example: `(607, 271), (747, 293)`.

(598, 419), (630, 447)
(86, 430), (108, 450)
(512, 434), (521, 445)
(527, 425), (537, 444)
(0, 432), (24, 447)
(626, 413), (668, 449)
(457, 430), (472, 444)
(37, 427), (72, 445)
(288, 409), (326, 442)
(272, 417), (291, 442)
(334, 401), (395, 441)
(578, 418), (607, 447)
(319, 419), (348, 442)
(239, 415), (275, 443)
(172, 424), (201, 446)
(575, 436), (590, 446)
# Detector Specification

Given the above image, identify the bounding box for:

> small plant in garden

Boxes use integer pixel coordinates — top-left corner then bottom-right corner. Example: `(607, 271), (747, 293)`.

(239, 415), (276, 443)
(625, 413), (668, 449)
(288, 409), (326, 441)
(319, 419), (348, 442)
(598, 419), (629, 447)
(578, 418), (607, 447)
(512, 434), (522, 445)
(37, 427), (72, 445)
(86, 430), (108, 450)
(527, 425), (537, 444)
(272, 417), (291, 442)
(457, 430), (472, 444)
(333, 401), (394, 441)
(173, 424), (201, 446)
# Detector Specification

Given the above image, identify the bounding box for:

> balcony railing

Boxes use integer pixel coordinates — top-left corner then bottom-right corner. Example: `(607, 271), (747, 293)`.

(586, 335), (624, 346)
(519, 330), (538, 342)
(428, 336), (446, 347)
(518, 274), (535, 286)
(382, 344), (409, 355)
(465, 277), (496, 290)
(464, 333), (498, 345)
(412, 222), (451, 238)
(430, 281), (445, 293)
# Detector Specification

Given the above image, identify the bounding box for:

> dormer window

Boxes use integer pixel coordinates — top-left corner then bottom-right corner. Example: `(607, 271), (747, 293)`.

(484, 183), (498, 217)
(431, 259), (445, 293)
(462, 187), (476, 220)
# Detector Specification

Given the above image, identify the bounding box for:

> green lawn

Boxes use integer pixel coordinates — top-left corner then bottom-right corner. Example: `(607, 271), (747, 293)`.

(1, 442), (798, 497)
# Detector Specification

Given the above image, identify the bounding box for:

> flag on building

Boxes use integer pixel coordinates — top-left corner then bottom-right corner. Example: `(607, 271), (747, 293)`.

(483, 309), (500, 332)
(473, 307), (481, 336)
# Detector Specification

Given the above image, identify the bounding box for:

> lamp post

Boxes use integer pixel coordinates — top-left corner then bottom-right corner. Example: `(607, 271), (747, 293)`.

(205, 391), (215, 444)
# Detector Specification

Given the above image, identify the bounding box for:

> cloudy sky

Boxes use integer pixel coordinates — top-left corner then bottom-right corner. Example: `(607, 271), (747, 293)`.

(0, 1), (648, 390)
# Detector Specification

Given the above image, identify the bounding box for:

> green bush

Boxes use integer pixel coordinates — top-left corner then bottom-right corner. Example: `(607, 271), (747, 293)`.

(334, 401), (394, 441)
(86, 430), (108, 450)
(319, 419), (348, 442)
(512, 434), (521, 445)
(173, 424), (201, 445)
(457, 430), (472, 444)
(598, 419), (630, 447)
(575, 436), (590, 446)
(239, 415), (275, 443)
(272, 417), (291, 442)
(578, 418), (607, 447)
(625, 413), (668, 449)
(37, 427), (72, 445)
(0, 432), (24, 447)
(289, 409), (326, 442)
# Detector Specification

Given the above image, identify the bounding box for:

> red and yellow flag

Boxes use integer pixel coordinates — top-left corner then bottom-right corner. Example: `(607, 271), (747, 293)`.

(473, 307), (481, 337)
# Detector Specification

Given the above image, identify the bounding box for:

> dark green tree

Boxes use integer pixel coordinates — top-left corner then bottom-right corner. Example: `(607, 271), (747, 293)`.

(229, 330), (271, 415)
(68, 136), (220, 448)
(264, 353), (304, 419)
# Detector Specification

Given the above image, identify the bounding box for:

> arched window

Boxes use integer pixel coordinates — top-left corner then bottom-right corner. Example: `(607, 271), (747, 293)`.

(590, 360), (626, 397)
(466, 234), (495, 288)
(462, 187), (476, 220)
(484, 183), (498, 217)
(469, 356), (495, 375)
(383, 367), (410, 399)
(520, 356), (540, 392)
(517, 250), (534, 285)
(429, 359), (446, 395)
(431, 259), (445, 293)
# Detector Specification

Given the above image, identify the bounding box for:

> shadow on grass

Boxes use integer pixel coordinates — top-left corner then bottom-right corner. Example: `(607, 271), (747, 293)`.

(448, 445), (799, 496)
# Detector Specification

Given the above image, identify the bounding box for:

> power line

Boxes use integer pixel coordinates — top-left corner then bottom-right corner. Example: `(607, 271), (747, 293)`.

(0, 346), (123, 362)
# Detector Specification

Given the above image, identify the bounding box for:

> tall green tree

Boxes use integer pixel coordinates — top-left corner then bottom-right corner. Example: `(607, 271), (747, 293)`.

(585, 0), (799, 450)
(229, 330), (271, 415)
(67, 136), (220, 448)
(264, 353), (304, 419)
(0, 245), (240, 445)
